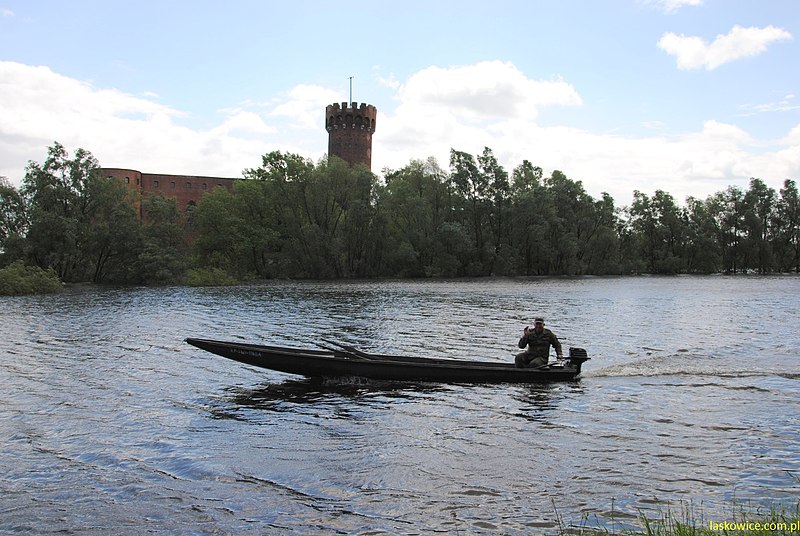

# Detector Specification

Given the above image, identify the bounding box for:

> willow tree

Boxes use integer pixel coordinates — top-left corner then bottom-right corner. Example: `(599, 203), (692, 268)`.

(136, 194), (190, 283)
(774, 179), (800, 272)
(22, 142), (141, 282)
(0, 177), (26, 265)
(626, 190), (687, 273)
(380, 158), (454, 276)
(236, 151), (380, 278)
(742, 178), (776, 273)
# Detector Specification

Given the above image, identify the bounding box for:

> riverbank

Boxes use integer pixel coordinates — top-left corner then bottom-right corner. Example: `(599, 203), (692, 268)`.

(559, 500), (800, 535)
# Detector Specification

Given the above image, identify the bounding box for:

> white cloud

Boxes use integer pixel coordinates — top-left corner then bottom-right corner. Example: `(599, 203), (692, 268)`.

(398, 61), (582, 121)
(0, 61), (321, 184)
(640, 0), (703, 14)
(658, 25), (793, 70)
(1, 60), (798, 207)
(372, 65), (799, 205)
(782, 125), (800, 146)
(739, 94), (800, 115)
(642, 120), (668, 130)
(210, 111), (275, 138)
(1, 8), (14, 17)
(374, 68), (400, 90)
(268, 84), (341, 130)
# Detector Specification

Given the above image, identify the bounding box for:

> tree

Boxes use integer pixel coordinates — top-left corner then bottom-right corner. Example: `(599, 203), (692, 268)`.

(543, 170), (608, 275)
(742, 178), (776, 273)
(511, 160), (542, 196)
(22, 142), (101, 281)
(315, 158), (378, 277)
(478, 147), (511, 274)
(380, 158), (452, 276)
(583, 193), (621, 275)
(449, 149), (493, 274)
(684, 196), (722, 273)
(20, 143), (145, 283)
(712, 186), (746, 273)
(511, 185), (557, 275)
(82, 173), (142, 283)
(0, 177), (27, 265)
(627, 190), (687, 273)
(136, 194), (189, 283)
(191, 185), (244, 275)
(235, 151), (381, 278)
(774, 179), (800, 272)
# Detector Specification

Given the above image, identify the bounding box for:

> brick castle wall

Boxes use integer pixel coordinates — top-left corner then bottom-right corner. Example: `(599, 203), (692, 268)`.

(325, 102), (377, 169)
(101, 168), (236, 217)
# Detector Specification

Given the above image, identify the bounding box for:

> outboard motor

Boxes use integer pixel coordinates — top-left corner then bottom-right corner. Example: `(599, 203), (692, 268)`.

(567, 347), (590, 373)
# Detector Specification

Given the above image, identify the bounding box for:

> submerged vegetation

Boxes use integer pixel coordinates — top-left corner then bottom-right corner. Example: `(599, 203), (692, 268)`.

(1, 142), (799, 292)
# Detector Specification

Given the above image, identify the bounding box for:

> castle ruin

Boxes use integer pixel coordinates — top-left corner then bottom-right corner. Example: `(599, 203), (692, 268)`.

(325, 101), (377, 169)
(102, 101), (377, 216)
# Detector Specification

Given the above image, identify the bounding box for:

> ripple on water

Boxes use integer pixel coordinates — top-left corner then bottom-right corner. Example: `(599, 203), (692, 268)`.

(1, 277), (799, 533)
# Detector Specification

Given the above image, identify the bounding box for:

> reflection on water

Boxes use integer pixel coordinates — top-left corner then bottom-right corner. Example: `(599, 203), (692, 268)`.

(0, 276), (798, 534)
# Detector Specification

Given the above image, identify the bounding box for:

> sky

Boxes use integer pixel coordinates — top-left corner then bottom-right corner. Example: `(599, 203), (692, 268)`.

(1, 0), (798, 206)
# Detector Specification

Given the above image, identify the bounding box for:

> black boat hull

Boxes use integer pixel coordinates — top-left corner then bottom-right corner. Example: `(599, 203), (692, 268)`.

(185, 338), (589, 384)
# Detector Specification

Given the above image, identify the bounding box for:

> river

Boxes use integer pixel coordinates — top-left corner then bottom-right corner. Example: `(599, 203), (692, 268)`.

(1, 276), (798, 534)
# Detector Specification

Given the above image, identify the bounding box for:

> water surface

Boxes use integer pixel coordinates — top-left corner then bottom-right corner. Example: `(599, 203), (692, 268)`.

(1, 276), (798, 534)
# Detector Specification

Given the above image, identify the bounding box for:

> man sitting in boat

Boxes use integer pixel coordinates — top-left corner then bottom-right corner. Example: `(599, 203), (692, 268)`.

(515, 317), (564, 368)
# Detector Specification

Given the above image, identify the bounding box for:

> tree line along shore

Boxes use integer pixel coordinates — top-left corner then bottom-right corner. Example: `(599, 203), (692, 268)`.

(1, 142), (798, 294)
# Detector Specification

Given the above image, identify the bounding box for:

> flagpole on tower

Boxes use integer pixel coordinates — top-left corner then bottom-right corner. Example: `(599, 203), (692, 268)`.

(349, 76), (353, 104)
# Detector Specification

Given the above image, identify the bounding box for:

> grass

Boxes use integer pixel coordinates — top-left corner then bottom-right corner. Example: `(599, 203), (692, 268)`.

(556, 499), (800, 535)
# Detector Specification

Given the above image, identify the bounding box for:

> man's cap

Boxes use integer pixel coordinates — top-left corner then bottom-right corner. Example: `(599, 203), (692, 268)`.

(534, 317), (545, 323)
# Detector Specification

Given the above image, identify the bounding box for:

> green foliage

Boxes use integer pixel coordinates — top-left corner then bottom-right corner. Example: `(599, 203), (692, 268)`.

(0, 176), (26, 245)
(185, 267), (237, 287)
(19, 142), (147, 283)
(0, 176), (27, 266)
(0, 260), (62, 295)
(134, 195), (190, 284)
(626, 190), (687, 274)
(208, 152), (382, 278)
(192, 149), (798, 278)
(774, 179), (800, 272)
(7, 143), (800, 282)
(380, 158), (452, 276)
(82, 172), (143, 283)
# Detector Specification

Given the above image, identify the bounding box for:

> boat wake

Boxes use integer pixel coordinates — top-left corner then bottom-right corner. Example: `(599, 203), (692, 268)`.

(584, 352), (799, 381)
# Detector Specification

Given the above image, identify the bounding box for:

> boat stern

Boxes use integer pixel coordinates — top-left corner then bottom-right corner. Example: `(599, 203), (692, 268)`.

(568, 347), (590, 374)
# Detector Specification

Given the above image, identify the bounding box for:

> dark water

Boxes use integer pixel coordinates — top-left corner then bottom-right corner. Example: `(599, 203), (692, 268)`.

(1, 277), (798, 534)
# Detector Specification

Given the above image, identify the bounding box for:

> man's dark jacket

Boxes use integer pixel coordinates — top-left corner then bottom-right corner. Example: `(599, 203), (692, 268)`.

(518, 328), (562, 358)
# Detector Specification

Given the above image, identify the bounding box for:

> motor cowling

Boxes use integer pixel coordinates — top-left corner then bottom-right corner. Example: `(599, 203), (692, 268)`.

(567, 347), (590, 373)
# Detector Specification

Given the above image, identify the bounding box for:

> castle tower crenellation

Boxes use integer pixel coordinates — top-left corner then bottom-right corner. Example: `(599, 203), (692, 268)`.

(325, 101), (377, 169)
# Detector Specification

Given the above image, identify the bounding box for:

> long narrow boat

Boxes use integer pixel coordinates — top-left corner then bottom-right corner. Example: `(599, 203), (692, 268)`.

(185, 338), (590, 384)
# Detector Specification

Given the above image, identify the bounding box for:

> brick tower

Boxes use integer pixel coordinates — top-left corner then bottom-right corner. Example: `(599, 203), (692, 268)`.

(325, 102), (377, 170)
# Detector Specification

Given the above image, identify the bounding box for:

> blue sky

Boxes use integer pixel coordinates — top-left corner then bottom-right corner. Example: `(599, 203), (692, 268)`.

(1, 0), (798, 205)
